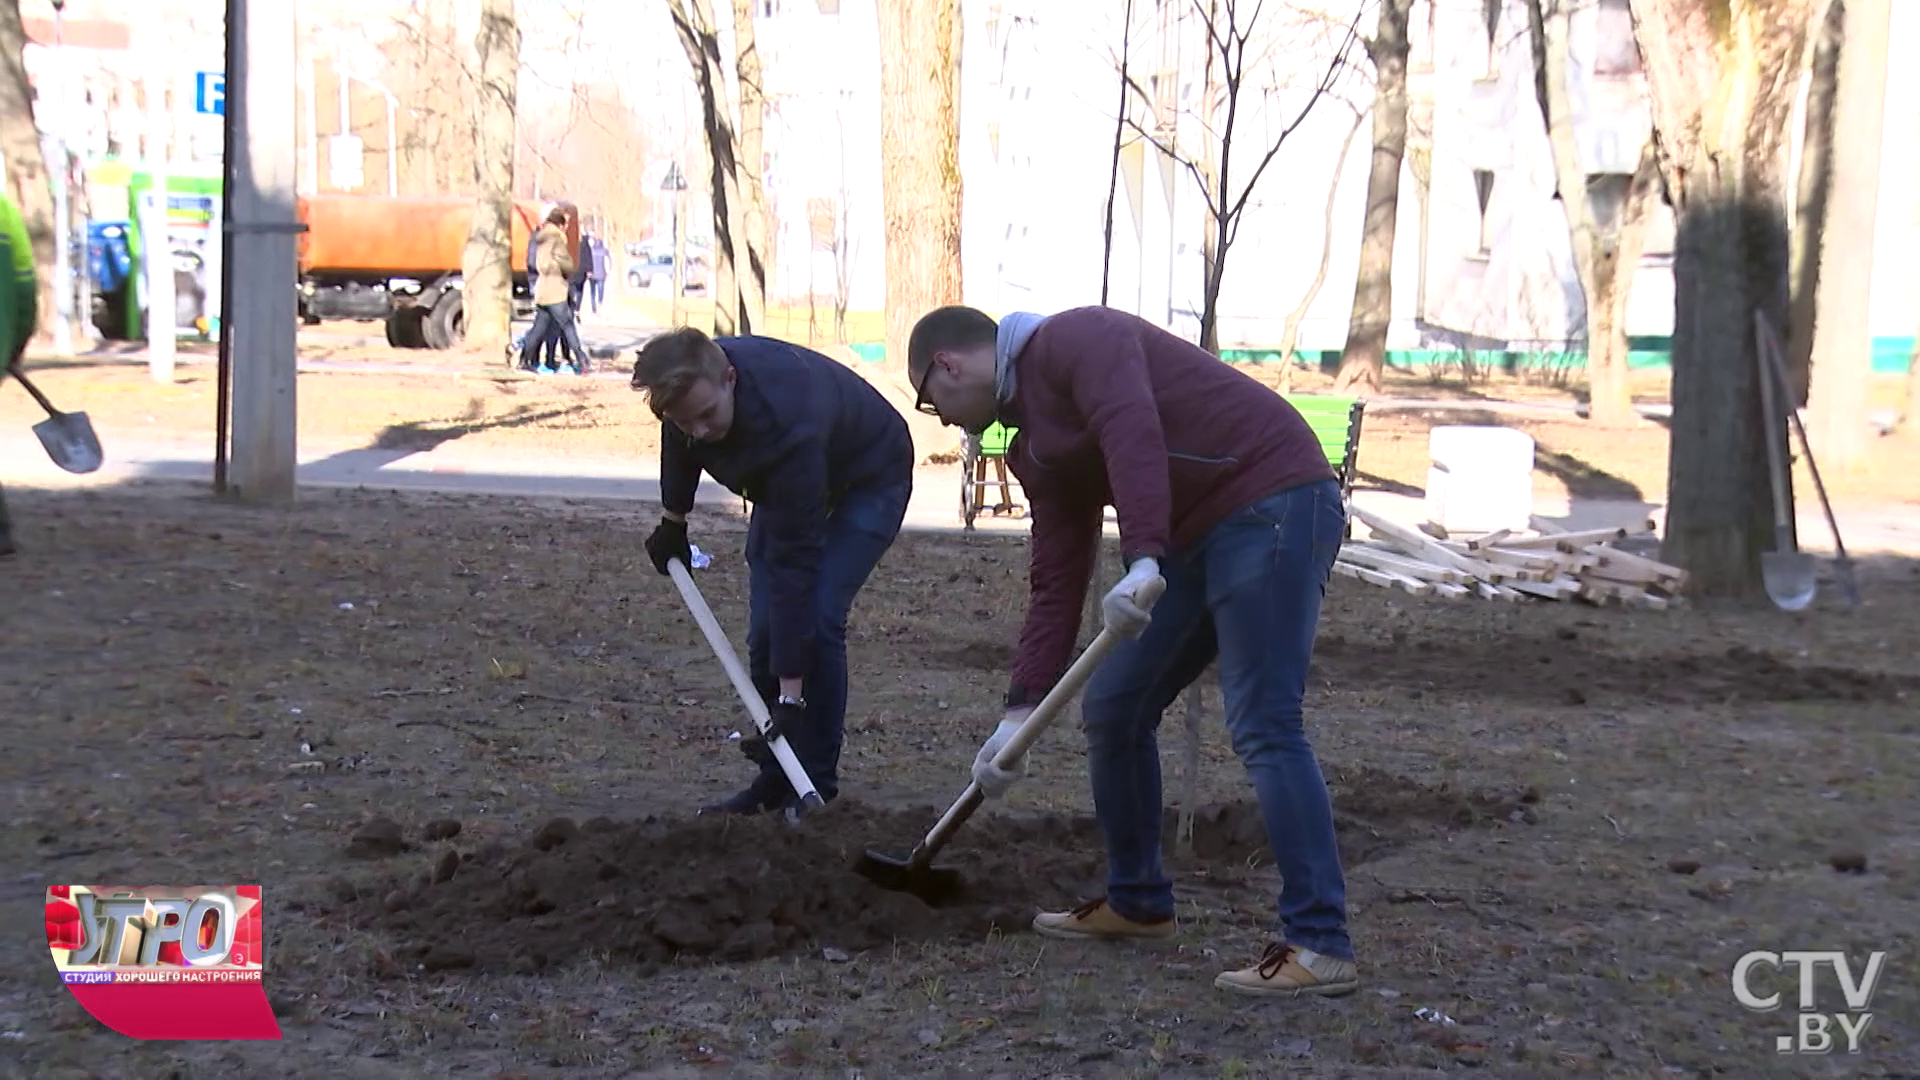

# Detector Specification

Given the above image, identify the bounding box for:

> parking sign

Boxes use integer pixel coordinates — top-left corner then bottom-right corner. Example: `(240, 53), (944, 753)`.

(195, 72), (225, 117)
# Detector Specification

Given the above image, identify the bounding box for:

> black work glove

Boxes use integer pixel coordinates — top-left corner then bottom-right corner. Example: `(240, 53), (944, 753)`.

(740, 699), (803, 766)
(644, 517), (691, 575)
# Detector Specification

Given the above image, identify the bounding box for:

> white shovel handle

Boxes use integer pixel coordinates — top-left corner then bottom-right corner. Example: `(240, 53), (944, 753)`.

(667, 558), (822, 805)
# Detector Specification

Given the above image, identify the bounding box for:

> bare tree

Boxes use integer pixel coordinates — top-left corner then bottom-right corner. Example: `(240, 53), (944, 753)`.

(875, 0), (963, 373)
(380, 4), (481, 196)
(1805, 0), (1892, 473)
(1121, 0), (1362, 355)
(1332, 0), (1412, 396)
(460, 0), (519, 353)
(669, 0), (752, 335)
(1522, 0), (1657, 428)
(0, 0), (57, 344)
(730, 0), (771, 330)
(1276, 103), (1366, 392)
(1785, 0), (1842, 404)
(1628, 0), (1817, 597)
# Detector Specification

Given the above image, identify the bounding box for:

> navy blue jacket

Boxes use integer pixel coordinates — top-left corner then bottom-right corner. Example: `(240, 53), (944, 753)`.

(659, 336), (913, 678)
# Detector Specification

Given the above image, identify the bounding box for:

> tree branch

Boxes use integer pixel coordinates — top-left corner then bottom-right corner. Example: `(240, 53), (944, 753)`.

(1220, 6), (1362, 229)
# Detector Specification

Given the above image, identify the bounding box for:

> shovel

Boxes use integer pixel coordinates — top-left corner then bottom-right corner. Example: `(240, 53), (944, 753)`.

(667, 557), (825, 813)
(8, 367), (103, 474)
(856, 574), (1166, 905)
(1752, 316), (1814, 611)
(1755, 312), (1862, 610)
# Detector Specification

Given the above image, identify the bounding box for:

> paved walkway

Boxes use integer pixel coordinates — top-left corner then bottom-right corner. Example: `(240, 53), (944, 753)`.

(5, 431), (1917, 555)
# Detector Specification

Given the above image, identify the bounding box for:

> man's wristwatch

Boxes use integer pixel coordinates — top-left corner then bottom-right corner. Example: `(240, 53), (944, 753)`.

(777, 694), (806, 709)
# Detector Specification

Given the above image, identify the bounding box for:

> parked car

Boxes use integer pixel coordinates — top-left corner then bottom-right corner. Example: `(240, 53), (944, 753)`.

(625, 238), (710, 294)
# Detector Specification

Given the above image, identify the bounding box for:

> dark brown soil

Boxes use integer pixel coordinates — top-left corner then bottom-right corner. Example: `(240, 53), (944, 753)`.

(1314, 632), (1920, 706)
(342, 772), (1539, 974)
(5, 483), (1918, 1078)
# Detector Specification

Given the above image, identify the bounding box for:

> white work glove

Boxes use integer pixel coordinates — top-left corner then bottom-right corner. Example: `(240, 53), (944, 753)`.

(1102, 557), (1161, 639)
(972, 707), (1035, 798)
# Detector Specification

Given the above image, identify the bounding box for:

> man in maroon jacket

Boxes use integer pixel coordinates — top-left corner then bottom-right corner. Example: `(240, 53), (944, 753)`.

(907, 304), (1359, 998)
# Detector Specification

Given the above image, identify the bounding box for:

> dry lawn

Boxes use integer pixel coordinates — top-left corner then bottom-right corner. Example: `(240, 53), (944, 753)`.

(0, 483), (1917, 1078)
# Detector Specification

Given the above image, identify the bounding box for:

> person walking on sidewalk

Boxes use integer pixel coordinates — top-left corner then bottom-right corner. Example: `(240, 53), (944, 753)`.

(519, 208), (589, 374)
(634, 327), (914, 819)
(587, 233), (609, 316)
(0, 193), (40, 557)
(906, 303), (1360, 998)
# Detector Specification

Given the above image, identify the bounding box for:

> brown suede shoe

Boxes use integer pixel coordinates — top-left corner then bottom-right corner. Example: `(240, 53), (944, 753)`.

(1031, 897), (1176, 942)
(1215, 942), (1360, 998)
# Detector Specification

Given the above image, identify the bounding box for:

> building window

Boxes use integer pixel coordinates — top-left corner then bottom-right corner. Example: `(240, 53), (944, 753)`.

(1473, 169), (1496, 256)
(1411, 0), (1435, 73)
(1593, 0), (1642, 76)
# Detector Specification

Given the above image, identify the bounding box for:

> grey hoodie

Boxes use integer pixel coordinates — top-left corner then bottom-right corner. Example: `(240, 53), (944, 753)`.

(993, 311), (1047, 420)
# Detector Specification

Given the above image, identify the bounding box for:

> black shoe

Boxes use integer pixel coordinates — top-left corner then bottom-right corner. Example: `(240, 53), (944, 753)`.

(698, 787), (775, 817)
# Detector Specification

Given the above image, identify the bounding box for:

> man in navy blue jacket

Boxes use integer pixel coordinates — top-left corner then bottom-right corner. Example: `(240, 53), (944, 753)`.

(633, 327), (915, 817)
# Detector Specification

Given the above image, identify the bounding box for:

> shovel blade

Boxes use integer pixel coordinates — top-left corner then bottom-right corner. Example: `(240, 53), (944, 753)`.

(1762, 550), (1817, 611)
(854, 848), (966, 906)
(33, 410), (103, 474)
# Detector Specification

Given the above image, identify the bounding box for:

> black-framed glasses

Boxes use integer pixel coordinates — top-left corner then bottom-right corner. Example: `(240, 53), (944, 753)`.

(913, 367), (940, 416)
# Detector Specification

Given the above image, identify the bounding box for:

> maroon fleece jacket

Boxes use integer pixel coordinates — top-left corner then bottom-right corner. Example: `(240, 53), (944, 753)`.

(999, 306), (1336, 708)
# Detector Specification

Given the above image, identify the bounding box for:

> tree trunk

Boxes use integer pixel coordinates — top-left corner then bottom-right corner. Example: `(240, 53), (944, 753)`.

(1277, 106), (1367, 393)
(1805, 0), (1891, 475)
(1785, 0), (1841, 406)
(460, 0), (519, 353)
(1629, 0), (1813, 598)
(875, 0), (963, 372)
(730, 0), (770, 331)
(669, 0), (747, 335)
(0, 1), (58, 345)
(1334, 0), (1412, 396)
(1594, 140), (1662, 420)
(1100, 0), (1137, 307)
(1528, 0), (1642, 427)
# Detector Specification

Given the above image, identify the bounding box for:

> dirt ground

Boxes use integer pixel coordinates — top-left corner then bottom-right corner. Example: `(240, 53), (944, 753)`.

(2, 482), (1917, 1078)
(10, 359), (1920, 508)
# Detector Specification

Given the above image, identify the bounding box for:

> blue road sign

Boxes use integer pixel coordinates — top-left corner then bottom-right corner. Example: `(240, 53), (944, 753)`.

(195, 72), (225, 116)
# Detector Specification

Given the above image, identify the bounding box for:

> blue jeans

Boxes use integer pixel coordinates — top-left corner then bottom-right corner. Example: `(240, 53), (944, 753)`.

(1081, 479), (1352, 960)
(743, 477), (912, 806)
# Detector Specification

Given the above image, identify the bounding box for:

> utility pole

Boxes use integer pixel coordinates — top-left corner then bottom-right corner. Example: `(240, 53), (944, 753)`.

(146, 14), (175, 384)
(48, 1), (72, 357)
(223, 0), (300, 502)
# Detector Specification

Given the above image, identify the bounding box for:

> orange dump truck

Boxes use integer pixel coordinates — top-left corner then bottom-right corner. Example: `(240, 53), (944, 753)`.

(295, 194), (579, 349)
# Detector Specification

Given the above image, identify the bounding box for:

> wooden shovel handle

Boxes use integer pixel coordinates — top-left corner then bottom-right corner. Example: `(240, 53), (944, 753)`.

(7, 366), (62, 418)
(911, 574), (1168, 864)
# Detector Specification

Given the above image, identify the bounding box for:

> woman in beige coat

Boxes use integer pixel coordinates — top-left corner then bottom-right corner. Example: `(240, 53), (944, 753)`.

(519, 208), (590, 373)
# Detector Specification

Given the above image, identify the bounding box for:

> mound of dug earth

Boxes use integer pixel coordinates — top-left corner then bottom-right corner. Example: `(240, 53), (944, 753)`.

(344, 779), (1537, 974)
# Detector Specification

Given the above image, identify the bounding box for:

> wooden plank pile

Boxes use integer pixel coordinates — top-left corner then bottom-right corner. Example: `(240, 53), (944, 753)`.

(1337, 503), (1686, 611)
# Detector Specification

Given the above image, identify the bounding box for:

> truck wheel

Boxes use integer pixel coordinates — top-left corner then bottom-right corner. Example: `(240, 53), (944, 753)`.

(385, 308), (428, 349)
(424, 291), (464, 350)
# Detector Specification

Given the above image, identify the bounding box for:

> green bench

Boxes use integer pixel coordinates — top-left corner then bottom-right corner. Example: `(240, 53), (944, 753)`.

(960, 421), (1021, 531)
(955, 395), (1365, 531)
(1282, 394), (1366, 500)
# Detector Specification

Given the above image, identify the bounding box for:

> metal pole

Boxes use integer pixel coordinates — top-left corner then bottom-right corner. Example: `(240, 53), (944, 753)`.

(227, 0), (300, 502)
(146, 18), (175, 384)
(215, 0), (240, 495)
